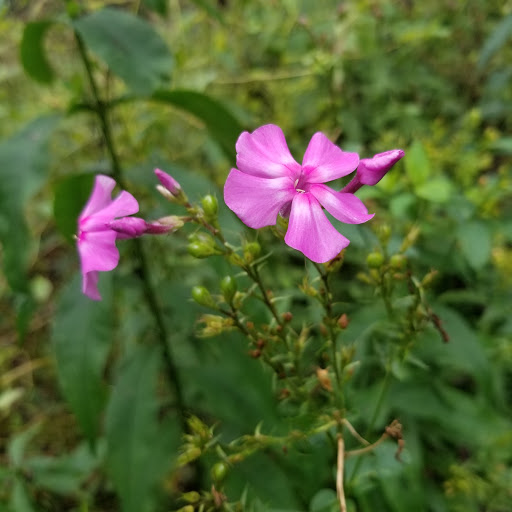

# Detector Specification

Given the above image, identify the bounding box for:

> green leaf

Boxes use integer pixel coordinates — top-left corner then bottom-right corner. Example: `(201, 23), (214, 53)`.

(152, 89), (243, 161)
(73, 7), (173, 95)
(20, 21), (56, 84)
(52, 274), (114, 446)
(8, 422), (42, 467)
(478, 14), (512, 71)
(456, 220), (492, 270)
(0, 115), (58, 292)
(53, 174), (94, 243)
(105, 345), (179, 512)
(142, 0), (168, 16)
(24, 442), (102, 496)
(309, 489), (338, 512)
(415, 176), (454, 203)
(10, 479), (37, 512)
(404, 140), (430, 188)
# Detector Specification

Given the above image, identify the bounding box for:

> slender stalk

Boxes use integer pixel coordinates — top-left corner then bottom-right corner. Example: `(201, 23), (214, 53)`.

(74, 31), (186, 430)
(347, 369), (392, 484)
(336, 435), (347, 512)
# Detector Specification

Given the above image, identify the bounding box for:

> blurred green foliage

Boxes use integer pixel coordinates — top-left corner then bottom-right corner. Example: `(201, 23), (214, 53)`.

(0, 1), (511, 511)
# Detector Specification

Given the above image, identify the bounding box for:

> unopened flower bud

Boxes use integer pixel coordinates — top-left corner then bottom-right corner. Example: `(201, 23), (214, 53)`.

(378, 224), (391, 244)
(248, 349), (261, 359)
(145, 215), (185, 234)
(187, 233), (220, 258)
(191, 286), (216, 308)
(201, 194), (218, 220)
(421, 269), (438, 288)
(282, 312), (293, 323)
(182, 491), (200, 503)
(316, 368), (332, 392)
(243, 241), (261, 262)
(366, 252), (384, 268)
(357, 149), (405, 186)
(211, 462), (228, 483)
(154, 168), (181, 196)
(220, 275), (237, 303)
(109, 217), (147, 238)
(389, 253), (407, 270)
(337, 313), (349, 329)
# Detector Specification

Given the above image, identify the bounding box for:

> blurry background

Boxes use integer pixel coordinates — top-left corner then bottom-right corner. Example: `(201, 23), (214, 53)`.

(0, 1), (511, 511)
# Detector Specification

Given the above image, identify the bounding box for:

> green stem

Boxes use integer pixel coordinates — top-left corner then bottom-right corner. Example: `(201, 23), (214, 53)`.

(347, 369), (392, 485)
(74, 31), (186, 431)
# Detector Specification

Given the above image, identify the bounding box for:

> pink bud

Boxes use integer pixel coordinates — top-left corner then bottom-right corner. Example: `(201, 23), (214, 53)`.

(154, 168), (181, 196)
(145, 216), (184, 234)
(357, 149), (404, 186)
(109, 217), (147, 238)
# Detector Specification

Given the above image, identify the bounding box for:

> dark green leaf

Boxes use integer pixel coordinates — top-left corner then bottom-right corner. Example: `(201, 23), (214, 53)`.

(152, 89), (243, 161)
(53, 174), (94, 243)
(456, 220), (492, 270)
(20, 21), (55, 84)
(73, 7), (173, 95)
(0, 115), (58, 292)
(478, 14), (512, 71)
(105, 345), (179, 512)
(8, 422), (42, 467)
(52, 274), (114, 446)
(10, 479), (37, 512)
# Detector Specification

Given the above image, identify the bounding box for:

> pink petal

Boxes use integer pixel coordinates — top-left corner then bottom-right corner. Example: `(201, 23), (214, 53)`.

(224, 169), (296, 229)
(80, 191), (139, 232)
(302, 133), (359, 183)
(309, 184), (374, 224)
(78, 230), (119, 274)
(284, 193), (350, 263)
(236, 124), (302, 179)
(82, 271), (101, 301)
(79, 175), (116, 219)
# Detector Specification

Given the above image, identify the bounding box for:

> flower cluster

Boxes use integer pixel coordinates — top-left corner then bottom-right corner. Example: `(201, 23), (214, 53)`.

(224, 124), (403, 263)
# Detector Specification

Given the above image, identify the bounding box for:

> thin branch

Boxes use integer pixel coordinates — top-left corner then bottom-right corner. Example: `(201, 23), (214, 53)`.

(336, 434), (347, 512)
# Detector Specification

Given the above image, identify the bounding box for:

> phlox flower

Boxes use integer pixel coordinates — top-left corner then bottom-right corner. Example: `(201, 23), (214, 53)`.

(77, 175), (139, 300)
(224, 124), (374, 263)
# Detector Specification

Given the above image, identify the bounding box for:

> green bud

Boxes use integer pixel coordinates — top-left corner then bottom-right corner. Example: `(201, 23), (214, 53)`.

(211, 461), (228, 483)
(389, 254), (407, 270)
(366, 252), (384, 269)
(191, 286), (216, 308)
(220, 276), (237, 304)
(201, 194), (218, 220)
(378, 224), (391, 244)
(243, 241), (261, 263)
(187, 232), (221, 258)
(182, 491), (201, 503)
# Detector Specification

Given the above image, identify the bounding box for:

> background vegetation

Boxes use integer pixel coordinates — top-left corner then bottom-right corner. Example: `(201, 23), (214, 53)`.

(1, 1), (511, 511)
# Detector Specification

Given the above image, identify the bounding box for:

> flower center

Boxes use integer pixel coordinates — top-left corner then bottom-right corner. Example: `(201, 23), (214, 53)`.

(294, 174), (307, 193)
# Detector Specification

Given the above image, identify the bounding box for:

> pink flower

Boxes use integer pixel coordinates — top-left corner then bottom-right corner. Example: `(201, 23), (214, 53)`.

(77, 175), (139, 300)
(342, 149), (404, 193)
(224, 125), (374, 263)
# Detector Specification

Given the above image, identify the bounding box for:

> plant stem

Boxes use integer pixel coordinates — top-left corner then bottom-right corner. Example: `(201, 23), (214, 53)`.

(74, 31), (186, 430)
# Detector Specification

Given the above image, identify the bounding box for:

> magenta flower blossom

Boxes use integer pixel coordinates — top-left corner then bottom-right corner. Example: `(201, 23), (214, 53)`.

(342, 149), (404, 193)
(77, 175), (139, 300)
(224, 124), (374, 263)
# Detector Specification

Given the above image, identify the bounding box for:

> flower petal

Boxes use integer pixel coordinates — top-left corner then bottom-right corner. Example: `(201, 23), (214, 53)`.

(284, 193), (350, 263)
(80, 191), (139, 232)
(309, 184), (374, 224)
(79, 175), (116, 220)
(78, 230), (119, 274)
(236, 124), (301, 179)
(82, 271), (101, 301)
(302, 132), (359, 183)
(224, 169), (296, 229)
